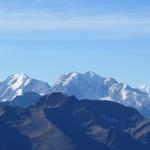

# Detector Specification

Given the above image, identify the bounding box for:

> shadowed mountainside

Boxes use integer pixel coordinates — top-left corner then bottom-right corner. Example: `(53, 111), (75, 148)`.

(0, 93), (149, 150)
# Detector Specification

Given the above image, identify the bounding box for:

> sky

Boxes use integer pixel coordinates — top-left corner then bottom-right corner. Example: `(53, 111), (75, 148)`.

(0, 0), (150, 87)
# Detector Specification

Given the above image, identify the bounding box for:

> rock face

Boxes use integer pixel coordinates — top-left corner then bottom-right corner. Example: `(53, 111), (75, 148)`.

(52, 71), (150, 117)
(0, 93), (149, 150)
(0, 73), (51, 102)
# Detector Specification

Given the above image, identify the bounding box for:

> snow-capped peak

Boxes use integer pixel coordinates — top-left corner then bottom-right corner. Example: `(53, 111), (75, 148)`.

(54, 71), (105, 87)
(52, 71), (111, 100)
(0, 73), (51, 102)
(55, 72), (78, 86)
(85, 71), (98, 77)
(7, 73), (29, 81)
(51, 71), (150, 117)
(6, 73), (31, 90)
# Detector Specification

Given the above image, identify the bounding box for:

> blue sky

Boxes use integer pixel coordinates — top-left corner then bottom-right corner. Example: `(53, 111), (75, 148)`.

(0, 0), (150, 87)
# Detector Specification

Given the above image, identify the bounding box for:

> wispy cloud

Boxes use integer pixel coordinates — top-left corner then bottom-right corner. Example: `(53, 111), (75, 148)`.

(0, 14), (150, 34)
(0, 1), (150, 39)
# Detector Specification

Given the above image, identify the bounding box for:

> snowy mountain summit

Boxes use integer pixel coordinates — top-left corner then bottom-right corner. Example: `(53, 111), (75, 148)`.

(0, 73), (51, 102)
(52, 71), (150, 117)
(52, 71), (114, 100)
(138, 84), (150, 94)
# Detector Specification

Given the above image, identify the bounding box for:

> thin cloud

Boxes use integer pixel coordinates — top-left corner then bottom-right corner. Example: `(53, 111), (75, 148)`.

(0, 15), (150, 31)
(0, 2), (150, 39)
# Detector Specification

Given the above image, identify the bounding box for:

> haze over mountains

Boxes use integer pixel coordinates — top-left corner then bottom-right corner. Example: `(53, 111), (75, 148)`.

(0, 72), (150, 117)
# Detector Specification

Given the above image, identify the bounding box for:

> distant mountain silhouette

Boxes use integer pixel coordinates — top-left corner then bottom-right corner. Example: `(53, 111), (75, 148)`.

(4, 92), (41, 108)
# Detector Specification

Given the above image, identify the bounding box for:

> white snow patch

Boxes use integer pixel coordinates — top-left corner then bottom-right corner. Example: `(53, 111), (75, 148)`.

(16, 89), (23, 96)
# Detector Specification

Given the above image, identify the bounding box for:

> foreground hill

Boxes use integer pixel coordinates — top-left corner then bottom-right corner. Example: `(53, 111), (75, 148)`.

(0, 93), (149, 150)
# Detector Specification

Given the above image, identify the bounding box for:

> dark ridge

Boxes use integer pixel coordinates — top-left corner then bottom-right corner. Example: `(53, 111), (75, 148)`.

(36, 92), (69, 108)
(0, 93), (149, 150)
(79, 100), (144, 127)
(0, 122), (32, 150)
(5, 92), (41, 108)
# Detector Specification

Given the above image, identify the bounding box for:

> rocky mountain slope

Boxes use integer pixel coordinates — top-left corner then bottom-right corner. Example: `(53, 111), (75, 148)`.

(0, 93), (149, 150)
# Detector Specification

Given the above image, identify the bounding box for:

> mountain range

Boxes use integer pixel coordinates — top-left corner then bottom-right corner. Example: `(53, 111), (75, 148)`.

(0, 92), (149, 150)
(0, 72), (150, 117)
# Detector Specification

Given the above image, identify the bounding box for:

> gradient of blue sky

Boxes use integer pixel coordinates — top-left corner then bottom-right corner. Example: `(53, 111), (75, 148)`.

(0, 0), (150, 87)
